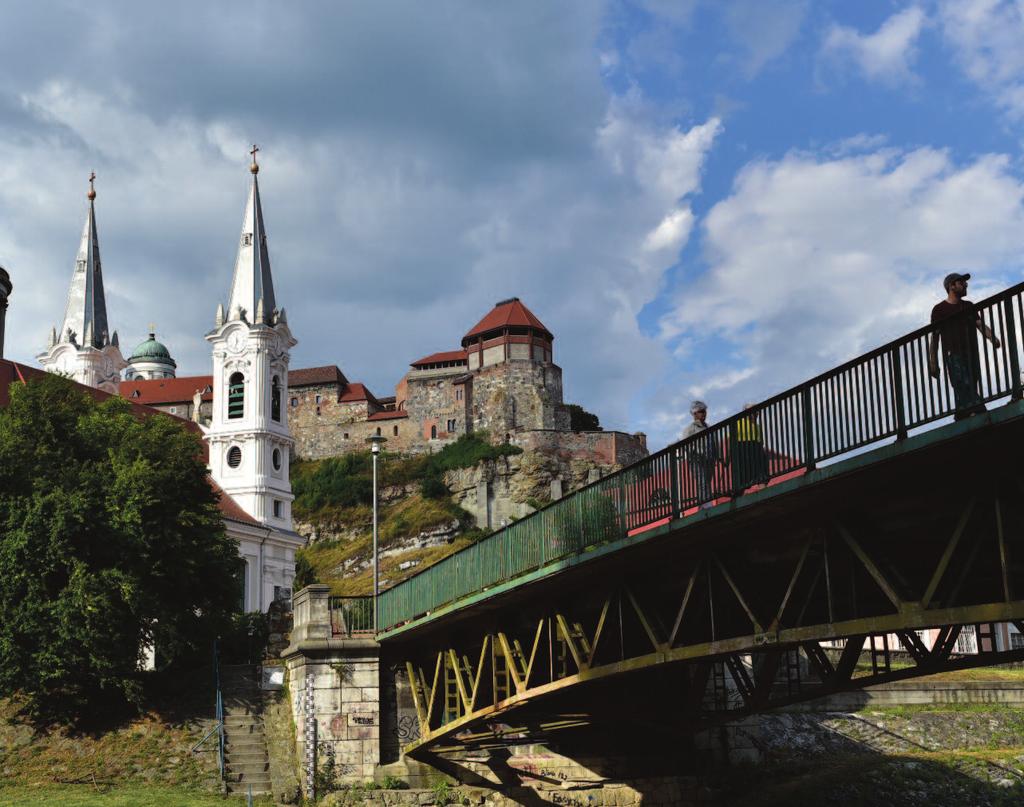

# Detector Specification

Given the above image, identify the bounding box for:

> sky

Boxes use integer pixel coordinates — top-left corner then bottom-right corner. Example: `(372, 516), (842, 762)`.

(2, 0), (1024, 450)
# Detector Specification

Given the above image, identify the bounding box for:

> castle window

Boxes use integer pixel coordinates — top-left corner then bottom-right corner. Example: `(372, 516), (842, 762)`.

(271, 375), (281, 422)
(456, 388), (463, 401)
(393, 425), (399, 437)
(375, 427), (382, 436)
(227, 446), (242, 468)
(272, 448), (282, 471)
(315, 394), (322, 404)
(430, 425), (437, 440)
(343, 432), (349, 439)
(227, 373), (244, 419)
(316, 406), (321, 416)
(290, 397), (298, 407)
(447, 419), (456, 432)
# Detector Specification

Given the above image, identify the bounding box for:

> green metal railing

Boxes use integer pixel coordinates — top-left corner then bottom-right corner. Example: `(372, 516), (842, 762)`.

(376, 281), (1024, 634)
(329, 595), (375, 636)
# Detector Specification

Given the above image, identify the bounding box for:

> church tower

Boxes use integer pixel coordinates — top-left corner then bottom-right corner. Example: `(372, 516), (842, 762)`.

(38, 174), (126, 391)
(206, 148), (296, 530)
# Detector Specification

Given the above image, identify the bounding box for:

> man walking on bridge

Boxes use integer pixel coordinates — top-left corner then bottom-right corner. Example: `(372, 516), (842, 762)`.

(928, 273), (1000, 420)
(683, 400), (718, 508)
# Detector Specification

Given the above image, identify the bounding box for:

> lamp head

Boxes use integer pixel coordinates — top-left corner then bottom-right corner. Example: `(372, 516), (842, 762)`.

(367, 435), (388, 454)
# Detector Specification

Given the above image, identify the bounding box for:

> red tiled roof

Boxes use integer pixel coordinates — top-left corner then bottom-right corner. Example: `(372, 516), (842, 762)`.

(211, 479), (260, 526)
(411, 349), (468, 368)
(367, 410), (409, 421)
(121, 375), (213, 405)
(289, 365), (348, 388)
(339, 382), (380, 406)
(463, 298), (552, 342)
(1, 360), (255, 527)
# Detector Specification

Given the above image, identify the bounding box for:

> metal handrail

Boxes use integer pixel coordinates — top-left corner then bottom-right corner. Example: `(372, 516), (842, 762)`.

(189, 638), (226, 783)
(376, 280), (1024, 633)
(329, 595), (375, 636)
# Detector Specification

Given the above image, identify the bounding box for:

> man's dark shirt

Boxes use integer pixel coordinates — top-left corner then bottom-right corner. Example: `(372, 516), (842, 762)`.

(931, 299), (979, 357)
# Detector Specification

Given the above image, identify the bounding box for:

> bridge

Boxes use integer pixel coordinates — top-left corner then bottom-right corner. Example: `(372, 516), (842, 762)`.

(320, 281), (1024, 774)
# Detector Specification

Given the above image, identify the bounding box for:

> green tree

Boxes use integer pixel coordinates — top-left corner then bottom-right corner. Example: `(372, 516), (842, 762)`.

(0, 374), (242, 720)
(566, 404), (601, 432)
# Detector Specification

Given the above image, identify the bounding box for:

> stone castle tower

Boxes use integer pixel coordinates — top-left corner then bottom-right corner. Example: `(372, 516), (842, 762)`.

(38, 174), (126, 391)
(205, 149), (297, 530)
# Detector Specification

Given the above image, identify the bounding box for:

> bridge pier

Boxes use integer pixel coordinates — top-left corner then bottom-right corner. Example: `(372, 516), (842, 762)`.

(283, 585), (381, 789)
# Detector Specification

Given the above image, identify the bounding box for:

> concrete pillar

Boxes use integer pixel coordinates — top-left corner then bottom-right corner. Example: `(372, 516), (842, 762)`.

(285, 585), (382, 790)
(292, 584), (332, 642)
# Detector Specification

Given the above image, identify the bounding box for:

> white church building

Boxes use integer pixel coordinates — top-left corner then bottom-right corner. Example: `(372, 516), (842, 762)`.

(32, 153), (304, 613)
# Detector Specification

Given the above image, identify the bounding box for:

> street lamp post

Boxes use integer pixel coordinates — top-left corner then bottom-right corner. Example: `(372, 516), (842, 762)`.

(366, 435), (387, 632)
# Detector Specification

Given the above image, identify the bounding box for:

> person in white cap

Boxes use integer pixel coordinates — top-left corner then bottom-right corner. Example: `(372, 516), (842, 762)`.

(682, 400), (718, 507)
(928, 273), (1000, 419)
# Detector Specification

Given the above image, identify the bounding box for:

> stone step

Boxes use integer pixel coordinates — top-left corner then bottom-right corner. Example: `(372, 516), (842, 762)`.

(226, 773), (272, 788)
(226, 760), (270, 774)
(224, 750), (270, 763)
(225, 716), (264, 727)
(226, 782), (272, 796)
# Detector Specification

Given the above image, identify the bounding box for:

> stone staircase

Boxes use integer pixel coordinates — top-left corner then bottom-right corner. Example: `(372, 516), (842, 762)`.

(221, 664), (272, 796)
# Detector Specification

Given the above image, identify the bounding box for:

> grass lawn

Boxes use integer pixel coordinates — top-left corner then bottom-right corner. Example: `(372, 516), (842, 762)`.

(0, 784), (274, 806)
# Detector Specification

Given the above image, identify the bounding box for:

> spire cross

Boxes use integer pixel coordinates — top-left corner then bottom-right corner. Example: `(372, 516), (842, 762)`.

(87, 172), (97, 201)
(249, 144), (260, 174)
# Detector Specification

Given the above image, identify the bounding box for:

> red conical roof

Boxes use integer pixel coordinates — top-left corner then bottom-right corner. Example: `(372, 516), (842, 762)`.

(463, 298), (552, 342)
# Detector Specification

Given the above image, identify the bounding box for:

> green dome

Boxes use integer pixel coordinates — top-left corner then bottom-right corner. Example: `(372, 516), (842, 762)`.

(129, 333), (176, 366)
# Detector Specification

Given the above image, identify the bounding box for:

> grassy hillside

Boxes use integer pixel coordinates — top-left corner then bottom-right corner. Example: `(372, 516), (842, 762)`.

(293, 434), (519, 594)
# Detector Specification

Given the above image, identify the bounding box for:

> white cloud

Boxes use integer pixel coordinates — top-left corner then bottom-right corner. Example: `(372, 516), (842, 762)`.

(821, 6), (927, 86)
(939, 0), (1024, 119)
(0, 5), (722, 437)
(649, 145), (1024, 443)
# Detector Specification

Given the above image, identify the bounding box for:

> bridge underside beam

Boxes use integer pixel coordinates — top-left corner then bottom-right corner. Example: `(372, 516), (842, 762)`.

(394, 417), (1024, 760)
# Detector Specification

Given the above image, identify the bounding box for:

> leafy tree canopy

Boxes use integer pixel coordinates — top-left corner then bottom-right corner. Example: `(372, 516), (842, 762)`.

(566, 404), (601, 432)
(0, 374), (241, 720)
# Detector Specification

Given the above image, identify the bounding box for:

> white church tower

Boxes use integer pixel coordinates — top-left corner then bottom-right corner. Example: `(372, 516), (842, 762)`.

(206, 147), (296, 531)
(39, 173), (126, 391)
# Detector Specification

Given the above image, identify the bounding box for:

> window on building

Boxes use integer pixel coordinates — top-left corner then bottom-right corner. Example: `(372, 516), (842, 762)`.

(447, 419), (456, 432)
(456, 388), (463, 401)
(393, 425), (399, 436)
(430, 425), (437, 440)
(272, 448), (282, 471)
(169, 406), (178, 414)
(239, 558), (248, 611)
(290, 397), (298, 407)
(227, 445), (242, 468)
(271, 376), (281, 422)
(1012, 632), (1024, 650)
(273, 499), (282, 518)
(228, 372), (244, 419)
(343, 432), (349, 439)
(315, 394), (322, 404)
(376, 426), (382, 436)
(316, 406), (321, 416)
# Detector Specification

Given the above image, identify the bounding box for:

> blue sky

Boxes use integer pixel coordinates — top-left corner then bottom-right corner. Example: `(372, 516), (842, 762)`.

(2, 1), (1023, 449)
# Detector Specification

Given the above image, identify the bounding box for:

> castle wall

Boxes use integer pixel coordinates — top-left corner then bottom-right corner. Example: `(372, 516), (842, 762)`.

(471, 360), (568, 437)
(513, 429), (648, 468)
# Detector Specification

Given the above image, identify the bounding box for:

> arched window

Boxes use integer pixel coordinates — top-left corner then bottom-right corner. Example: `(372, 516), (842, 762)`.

(430, 425), (437, 440)
(375, 426), (382, 436)
(228, 372), (244, 419)
(271, 375), (281, 422)
(393, 425), (399, 437)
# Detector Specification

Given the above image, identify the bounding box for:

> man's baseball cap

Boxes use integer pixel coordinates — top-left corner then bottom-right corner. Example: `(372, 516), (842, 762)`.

(943, 272), (970, 290)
